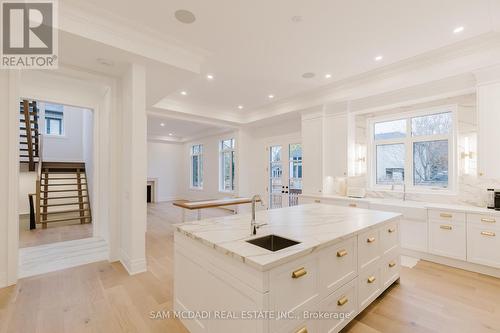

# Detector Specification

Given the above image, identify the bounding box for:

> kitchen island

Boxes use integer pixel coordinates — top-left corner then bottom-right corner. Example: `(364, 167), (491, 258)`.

(174, 203), (401, 333)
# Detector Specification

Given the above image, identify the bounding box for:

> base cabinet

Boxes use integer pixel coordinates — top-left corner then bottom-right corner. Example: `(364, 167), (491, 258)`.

(317, 278), (358, 333)
(400, 218), (428, 252)
(467, 223), (500, 268)
(428, 220), (466, 260)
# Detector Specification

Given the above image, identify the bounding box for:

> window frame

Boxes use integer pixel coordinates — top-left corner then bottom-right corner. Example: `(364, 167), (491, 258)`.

(367, 105), (458, 194)
(44, 109), (65, 137)
(190, 144), (203, 190)
(219, 138), (236, 193)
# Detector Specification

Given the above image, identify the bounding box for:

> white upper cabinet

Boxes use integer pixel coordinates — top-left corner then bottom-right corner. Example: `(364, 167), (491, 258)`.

(477, 80), (500, 179)
(302, 115), (323, 194)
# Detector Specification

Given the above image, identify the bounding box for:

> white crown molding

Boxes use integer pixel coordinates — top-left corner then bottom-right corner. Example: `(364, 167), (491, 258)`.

(59, 0), (210, 74)
(473, 63), (500, 85)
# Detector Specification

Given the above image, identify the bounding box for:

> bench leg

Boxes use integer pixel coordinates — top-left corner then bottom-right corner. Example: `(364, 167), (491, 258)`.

(197, 209), (201, 221)
(181, 209), (185, 223)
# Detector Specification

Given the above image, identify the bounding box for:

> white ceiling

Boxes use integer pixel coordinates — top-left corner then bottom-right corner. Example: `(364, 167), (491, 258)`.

(79, 0), (500, 117)
(147, 115), (231, 141)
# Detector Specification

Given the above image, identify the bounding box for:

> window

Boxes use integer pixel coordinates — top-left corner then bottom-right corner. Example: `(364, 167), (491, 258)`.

(289, 144), (303, 191)
(219, 138), (235, 192)
(45, 104), (64, 136)
(190, 144), (203, 189)
(370, 109), (455, 190)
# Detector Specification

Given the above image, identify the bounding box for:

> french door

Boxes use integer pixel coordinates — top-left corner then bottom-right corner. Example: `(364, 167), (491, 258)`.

(268, 143), (302, 209)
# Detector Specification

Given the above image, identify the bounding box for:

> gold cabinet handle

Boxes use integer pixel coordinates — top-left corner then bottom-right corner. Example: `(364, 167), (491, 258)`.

(291, 267), (307, 279)
(337, 296), (348, 306)
(367, 237), (376, 243)
(440, 213), (453, 218)
(337, 249), (348, 257)
(349, 203), (357, 208)
(440, 225), (452, 230)
(314, 200), (321, 203)
(481, 231), (496, 237)
(367, 276), (376, 284)
(296, 328), (308, 333)
(388, 261), (396, 268)
(388, 228), (396, 233)
(481, 218), (496, 223)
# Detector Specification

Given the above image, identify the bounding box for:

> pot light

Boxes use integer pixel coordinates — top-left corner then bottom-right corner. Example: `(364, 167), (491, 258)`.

(160, 123), (165, 127)
(169, 133), (173, 136)
(237, 105), (244, 110)
(453, 26), (464, 34)
(325, 74), (332, 79)
(206, 74), (214, 80)
(268, 94), (275, 99)
(374, 55), (383, 62)
(174, 10), (196, 24)
(180, 91), (187, 96)
(302, 72), (315, 79)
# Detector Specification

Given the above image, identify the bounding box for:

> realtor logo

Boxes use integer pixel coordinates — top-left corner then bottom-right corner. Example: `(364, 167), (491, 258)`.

(1, 0), (58, 68)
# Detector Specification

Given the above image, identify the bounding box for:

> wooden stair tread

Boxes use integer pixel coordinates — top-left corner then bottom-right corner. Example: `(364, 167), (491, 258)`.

(43, 208), (90, 215)
(40, 202), (89, 207)
(42, 189), (88, 193)
(42, 183), (87, 186)
(41, 195), (88, 200)
(39, 216), (91, 224)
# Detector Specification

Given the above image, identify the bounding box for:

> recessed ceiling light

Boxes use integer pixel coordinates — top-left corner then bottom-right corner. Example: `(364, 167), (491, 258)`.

(174, 9), (196, 24)
(169, 133), (173, 136)
(96, 58), (114, 67)
(180, 91), (187, 96)
(325, 74), (332, 79)
(453, 26), (464, 34)
(160, 123), (165, 127)
(291, 16), (302, 23)
(302, 72), (315, 79)
(206, 74), (214, 80)
(268, 94), (275, 99)
(237, 105), (244, 110)
(374, 55), (383, 62)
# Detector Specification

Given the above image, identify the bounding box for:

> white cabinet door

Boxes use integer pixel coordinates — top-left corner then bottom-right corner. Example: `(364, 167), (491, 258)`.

(467, 223), (500, 268)
(400, 218), (428, 252)
(302, 117), (323, 195)
(317, 278), (358, 333)
(428, 220), (466, 260)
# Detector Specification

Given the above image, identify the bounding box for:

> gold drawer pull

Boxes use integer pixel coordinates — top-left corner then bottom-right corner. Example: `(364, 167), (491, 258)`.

(440, 213), (453, 218)
(296, 328), (308, 333)
(388, 228), (396, 233)
(337, 249), (348, 257)
(481, 231), (496, 237)
(337, 296), (348, 306)
(291, 267), (307, 279)
(440, 225), (452, 230)
(388, 261), (396, 268)
(367, 237), (376, 243)
(349, 203), (357, 207)
(481, 218), (496, 223)
(367, 276), (376, 284)
(314, 200), (321, 203)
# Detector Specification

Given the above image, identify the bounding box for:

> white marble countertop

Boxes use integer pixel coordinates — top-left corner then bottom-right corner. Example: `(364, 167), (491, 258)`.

(174, 204), (400, 271)
(301, 193), (500, 216)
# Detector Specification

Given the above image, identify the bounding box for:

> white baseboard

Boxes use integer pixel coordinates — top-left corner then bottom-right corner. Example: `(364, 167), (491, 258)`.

(401, 248), (500, 278)
(120, 249), (147, 275)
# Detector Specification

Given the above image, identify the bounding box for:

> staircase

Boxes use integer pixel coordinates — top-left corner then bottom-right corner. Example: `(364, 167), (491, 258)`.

(19, 100), (40, 171)
(36, 162), (92, 229)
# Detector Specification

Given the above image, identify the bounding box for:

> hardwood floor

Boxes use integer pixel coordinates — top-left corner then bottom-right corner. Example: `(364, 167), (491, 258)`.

(19, 214), (93, 248)
(2, 202), (500, 333)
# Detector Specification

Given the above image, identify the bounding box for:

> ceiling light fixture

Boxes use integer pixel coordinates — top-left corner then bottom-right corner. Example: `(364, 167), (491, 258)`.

(325, 74), (332, 79)
(174, 9), (196, 24)
(180, 91), (187, 96)
(374, 55), (383, 62)
(169, 133), (173, 136)
(268, 94), (275, 99)
(302, 72), (315, 79)
(291, 16), (302, 23)
(206, 74), (214, 80)
(237, 105), (244, 110)
(453, 26), (464, 34)
(160, 123), (165, 127)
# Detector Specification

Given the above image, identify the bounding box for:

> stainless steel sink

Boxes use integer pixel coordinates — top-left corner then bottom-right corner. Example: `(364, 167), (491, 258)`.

(246, 235), (300, 252)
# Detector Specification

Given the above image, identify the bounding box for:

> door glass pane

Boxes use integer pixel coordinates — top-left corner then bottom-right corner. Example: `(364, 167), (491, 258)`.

(413, 140), (448, 187)
(269, 146), (283, 209)
(376, 144), (405, 184)
(411, 112), (452, 136)
(374, 119), (406, 140)
(192, 155), (199, 187)
(288, 144), (302, 207)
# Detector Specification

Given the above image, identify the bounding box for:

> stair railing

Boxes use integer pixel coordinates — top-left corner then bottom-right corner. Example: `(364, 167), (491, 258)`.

(35, 133), (43, 227)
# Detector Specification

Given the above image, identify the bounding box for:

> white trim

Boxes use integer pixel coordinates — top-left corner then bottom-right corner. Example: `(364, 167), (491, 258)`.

(120, 249), (147, 275)
(367, 105), (458, 194)
(218, 138), (236, 192)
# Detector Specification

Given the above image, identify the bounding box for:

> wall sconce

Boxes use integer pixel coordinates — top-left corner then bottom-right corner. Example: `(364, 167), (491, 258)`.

(460, 135), (477, 176)
(355, 144), (367, 175)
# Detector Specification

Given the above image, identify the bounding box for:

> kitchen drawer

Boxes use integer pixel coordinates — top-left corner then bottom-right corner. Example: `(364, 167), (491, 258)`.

(467, 213), (499, 227)
(381, 248), (400, 289)
(317, 278), (358, 333)
(299, 197), (318, 205)
(400, 218), (428, 252)
(467, 224), (500, 268)
(358, 263), (381, 312)
(282, 320), (318, 333)
(270, 256), (319, 332)
(428, 209), (465, 223)
(319, 237), (357, 295)
(335, 200), (370, 209)
(428, 220), (466, 260)
(358, 228), (381, 271)
(380, 220), (399, 255)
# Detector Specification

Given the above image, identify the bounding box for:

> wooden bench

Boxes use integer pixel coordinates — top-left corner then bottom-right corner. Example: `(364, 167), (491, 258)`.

(173, 197), (261, 222)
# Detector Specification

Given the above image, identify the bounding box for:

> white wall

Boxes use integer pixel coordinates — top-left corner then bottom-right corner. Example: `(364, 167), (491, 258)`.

(147, 141), (183, 202)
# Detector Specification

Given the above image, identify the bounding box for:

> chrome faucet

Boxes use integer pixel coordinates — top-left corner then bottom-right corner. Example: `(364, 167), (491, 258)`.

(251, 195), (266, 235)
